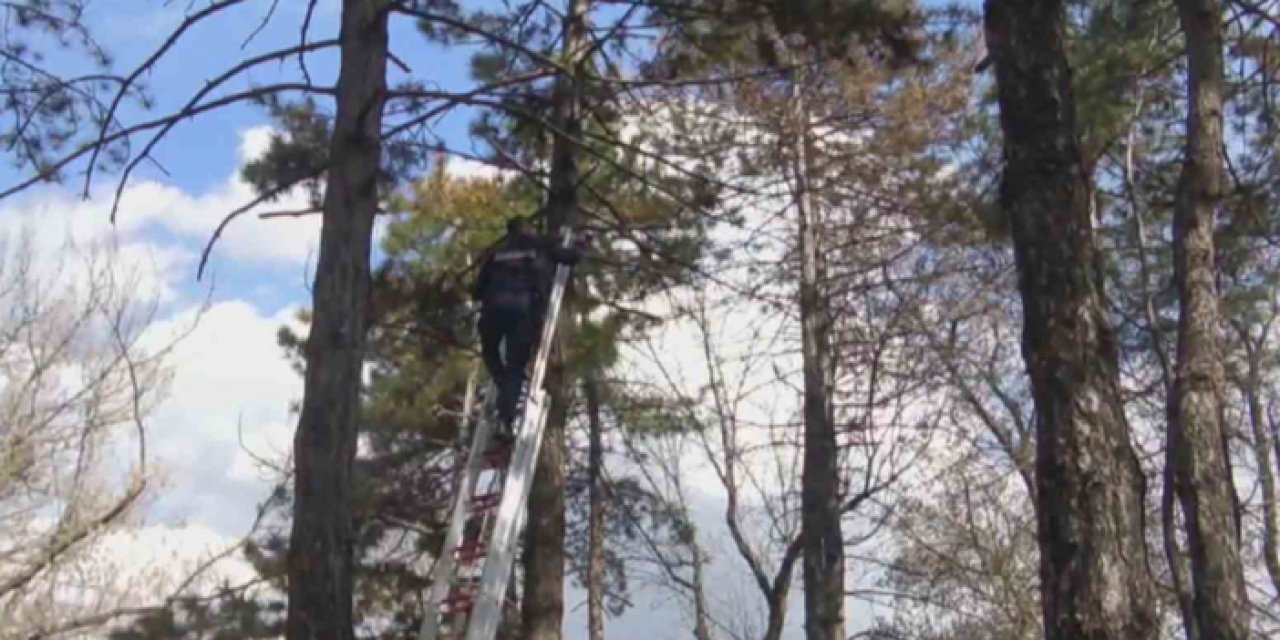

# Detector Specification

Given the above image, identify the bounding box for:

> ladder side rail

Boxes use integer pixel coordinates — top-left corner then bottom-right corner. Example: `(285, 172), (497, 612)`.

(467, 385), (551, 639)
(418, 386), (499, 640)
(465, 232), (575, 640)
(459, 366), (480, 444)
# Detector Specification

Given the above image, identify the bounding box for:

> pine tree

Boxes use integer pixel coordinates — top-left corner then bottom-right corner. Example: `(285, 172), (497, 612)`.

(984, 0), (1160, 636)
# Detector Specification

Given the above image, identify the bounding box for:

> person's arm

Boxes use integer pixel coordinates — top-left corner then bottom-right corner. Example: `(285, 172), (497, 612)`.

(542, 234), (585, 265)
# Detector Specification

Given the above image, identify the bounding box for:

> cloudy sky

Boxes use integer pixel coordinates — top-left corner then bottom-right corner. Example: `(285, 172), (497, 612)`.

(0, 2), (882, 637)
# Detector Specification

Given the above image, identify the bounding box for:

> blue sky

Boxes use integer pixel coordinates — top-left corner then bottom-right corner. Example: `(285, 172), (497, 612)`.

(33, 1), (477, 191)
(0, 0), (495, 315)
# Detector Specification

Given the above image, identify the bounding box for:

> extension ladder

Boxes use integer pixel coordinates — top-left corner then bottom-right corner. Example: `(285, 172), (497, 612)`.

(418, 231), (575, 640)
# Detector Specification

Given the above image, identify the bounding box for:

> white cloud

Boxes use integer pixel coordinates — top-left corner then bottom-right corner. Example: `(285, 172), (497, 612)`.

(0, 126), (315, 538)
(0, 126), (327, 627)
(141, 300), (300, 535)
(442, 156), (508, 181)
(239, 125), (278, 164)
(166, 175), (321, 272)
(95, 522), (259, 589)
(0, 127), (323, 289)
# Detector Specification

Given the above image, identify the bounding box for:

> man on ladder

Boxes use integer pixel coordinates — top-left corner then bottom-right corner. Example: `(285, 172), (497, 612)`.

(420, 216), (582, 640)
(471, 215), (583, 440)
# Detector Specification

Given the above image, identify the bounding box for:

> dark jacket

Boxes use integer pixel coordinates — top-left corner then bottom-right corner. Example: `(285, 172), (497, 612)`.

(472, 231), (582, 310)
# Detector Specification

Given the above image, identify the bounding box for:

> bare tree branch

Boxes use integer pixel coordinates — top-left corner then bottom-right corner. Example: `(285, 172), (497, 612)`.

(84, 0), (252, 197)
(108, 39), (340, 222)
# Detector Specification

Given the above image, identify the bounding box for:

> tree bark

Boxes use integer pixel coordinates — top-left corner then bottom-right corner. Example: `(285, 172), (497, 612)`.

(521, 388), (568, 640)
(521, 2), (590, 638)
(285, 2), (388, 638)
(983, 0), (1159, 638)
(1169, 0), (1252, 635)
(584, 373), (606, 640)
(793, 78), (844, 640)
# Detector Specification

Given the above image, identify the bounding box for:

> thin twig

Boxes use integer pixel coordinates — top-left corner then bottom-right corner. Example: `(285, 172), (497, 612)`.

(257, 208), (323, 220)
(109, 39), (340, 222)
(197, 167), (327, 279)
(241, 0), (281, 49)
(299, 0), (319, 85)
(388, 51), (412, 74)
(84, 0), (251, 197)
(0, 83), (332, 202)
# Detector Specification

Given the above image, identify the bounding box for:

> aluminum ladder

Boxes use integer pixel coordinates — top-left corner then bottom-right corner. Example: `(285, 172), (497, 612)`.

(418, 231), (575, 640)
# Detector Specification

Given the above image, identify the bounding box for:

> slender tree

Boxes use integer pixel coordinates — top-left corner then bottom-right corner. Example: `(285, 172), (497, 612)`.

(791, 65), (844, 640)
(520, 2), (591, 637)
(1168, 0), (1252, 634)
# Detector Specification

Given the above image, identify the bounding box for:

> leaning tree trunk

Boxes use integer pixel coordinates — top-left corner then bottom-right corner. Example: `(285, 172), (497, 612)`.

(983, 0), (1159, 638)
(521, 2), (590, 639)
(1170, 0), (1251, 634)
(285, 2), (388, 638)
(793, 78), (844, 640)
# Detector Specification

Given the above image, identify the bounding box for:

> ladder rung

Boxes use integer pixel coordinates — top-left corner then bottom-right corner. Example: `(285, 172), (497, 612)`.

(441, 589), (475, 613)
(454, 541), (487, 563)
(470, 492), (501, 512)
(482, 448), (510, 469)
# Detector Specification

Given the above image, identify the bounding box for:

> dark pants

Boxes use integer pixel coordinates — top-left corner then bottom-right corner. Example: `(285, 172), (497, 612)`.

(478, 303), (542, 426)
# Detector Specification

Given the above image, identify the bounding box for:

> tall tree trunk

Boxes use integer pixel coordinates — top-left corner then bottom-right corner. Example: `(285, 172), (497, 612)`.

(522, 389), (568, 640)
(1170, 0), (1251, 635)
(583, 373), (607, 640)
(521, 2), (590, 638)
(793, 79), (843, 640)
(1127, 108), (1198, 640)
(285, 2), (388, 638)
(983, 0), (1159, 638)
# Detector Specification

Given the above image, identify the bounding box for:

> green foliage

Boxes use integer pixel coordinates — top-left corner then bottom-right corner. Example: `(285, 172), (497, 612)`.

(240, 97), (331, 206)
(0, 0), (139, 177)
(646, 0), (924, 78)
(1066, 0), (1180, 163)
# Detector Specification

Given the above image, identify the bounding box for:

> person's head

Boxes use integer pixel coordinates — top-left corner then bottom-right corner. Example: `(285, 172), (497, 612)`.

(506, 216), (526, 236)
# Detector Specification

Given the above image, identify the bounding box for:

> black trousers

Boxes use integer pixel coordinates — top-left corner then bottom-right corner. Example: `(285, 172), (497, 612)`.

(478, 304), (542, 425)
